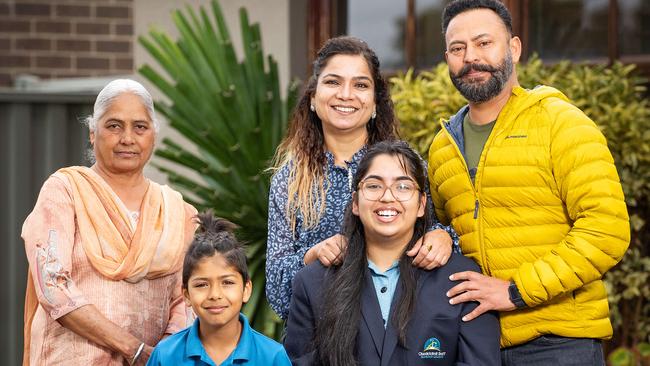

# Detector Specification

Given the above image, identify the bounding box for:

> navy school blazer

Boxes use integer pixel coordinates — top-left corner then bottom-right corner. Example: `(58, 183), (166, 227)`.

(284, 253), (501, 366)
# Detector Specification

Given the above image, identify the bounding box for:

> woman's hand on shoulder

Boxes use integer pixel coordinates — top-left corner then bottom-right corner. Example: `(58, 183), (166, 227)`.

(406, 229), (452, 270)
(303, 234), (348, 267)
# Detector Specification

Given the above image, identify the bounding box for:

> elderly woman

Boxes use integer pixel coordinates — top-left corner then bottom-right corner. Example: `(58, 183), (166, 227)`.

(22, 79), (196, 365)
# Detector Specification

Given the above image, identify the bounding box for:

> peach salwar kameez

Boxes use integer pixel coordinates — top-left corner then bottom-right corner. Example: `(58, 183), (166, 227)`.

(22, 167), (196, 365)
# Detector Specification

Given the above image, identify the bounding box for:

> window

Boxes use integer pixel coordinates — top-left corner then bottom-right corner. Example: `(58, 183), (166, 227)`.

(618, 0), (650, 61)
(414, 0), (447, 69)
(516, 0), (650, 73)
(527, 0), (609, 61)
(346, 0), (407, 69)
(306, 0), (650, 75)
(307, 0), (449, 72)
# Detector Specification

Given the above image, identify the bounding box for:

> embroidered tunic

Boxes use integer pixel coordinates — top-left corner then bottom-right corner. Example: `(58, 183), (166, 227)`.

(22, 174), (194, 365)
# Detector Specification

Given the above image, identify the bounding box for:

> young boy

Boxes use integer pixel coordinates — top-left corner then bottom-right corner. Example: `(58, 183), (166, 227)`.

(147, 213), (291, 366)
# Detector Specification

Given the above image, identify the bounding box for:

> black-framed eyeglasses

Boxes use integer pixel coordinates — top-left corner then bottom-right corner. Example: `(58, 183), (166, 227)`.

(358, 179), (421, 202)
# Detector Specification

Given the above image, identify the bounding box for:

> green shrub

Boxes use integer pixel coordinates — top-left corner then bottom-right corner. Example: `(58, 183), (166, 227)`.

(391, 55), (650, 355)
(391, 64), (466, 154)
(138, 0), (298, 339)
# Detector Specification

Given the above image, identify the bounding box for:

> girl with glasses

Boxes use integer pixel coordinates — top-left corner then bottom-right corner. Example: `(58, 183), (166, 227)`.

(284, 141), (500, 366)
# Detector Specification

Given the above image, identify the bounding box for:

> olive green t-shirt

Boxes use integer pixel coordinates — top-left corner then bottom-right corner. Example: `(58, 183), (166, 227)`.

(463, 112), (495, 184)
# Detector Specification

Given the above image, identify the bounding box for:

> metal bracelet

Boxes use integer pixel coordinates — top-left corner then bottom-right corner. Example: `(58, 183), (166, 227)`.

(130, 342), (145, 365)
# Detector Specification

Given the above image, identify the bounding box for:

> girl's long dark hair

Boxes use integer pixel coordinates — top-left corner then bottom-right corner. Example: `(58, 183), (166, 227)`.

(313, 141), (432, 366)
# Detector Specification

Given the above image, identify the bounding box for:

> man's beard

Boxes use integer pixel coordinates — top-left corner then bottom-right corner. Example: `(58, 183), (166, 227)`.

(450, 52), (513, 103)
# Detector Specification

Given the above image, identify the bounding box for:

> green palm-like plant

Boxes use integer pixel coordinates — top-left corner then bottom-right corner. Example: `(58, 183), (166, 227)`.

(138, 0), (298, 339)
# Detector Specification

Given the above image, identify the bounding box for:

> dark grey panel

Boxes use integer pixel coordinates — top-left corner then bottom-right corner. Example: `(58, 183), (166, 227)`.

(0, 93), (93, 366)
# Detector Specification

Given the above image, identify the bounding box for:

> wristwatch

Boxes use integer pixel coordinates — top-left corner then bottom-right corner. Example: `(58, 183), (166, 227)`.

(508, 281), (527, 309)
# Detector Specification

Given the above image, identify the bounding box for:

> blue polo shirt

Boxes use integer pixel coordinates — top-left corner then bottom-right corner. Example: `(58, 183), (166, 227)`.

(147, 313), (291, 366)
(368, 260), (400, 328)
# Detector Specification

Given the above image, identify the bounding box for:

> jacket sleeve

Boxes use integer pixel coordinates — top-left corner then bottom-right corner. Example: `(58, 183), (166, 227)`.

(512, 101), (630, 306)
(453, 258), (501, 365)
(421, 150), (461, 251)
(427, 138), (452, 227)
(22, 175), (91, 319)
(265, 169), (311, 319)
(423, 177), (461, 252)
(283, 269), (317, 364)
(457, 307), (501, 366)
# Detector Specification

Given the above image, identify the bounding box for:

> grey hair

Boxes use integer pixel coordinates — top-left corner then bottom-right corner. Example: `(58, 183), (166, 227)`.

(83, 79), (159, 133)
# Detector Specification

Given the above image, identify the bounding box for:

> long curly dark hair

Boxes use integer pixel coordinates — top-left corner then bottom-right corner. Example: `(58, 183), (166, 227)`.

(314, 141), (431, 366)
(271, 36), (399, 232)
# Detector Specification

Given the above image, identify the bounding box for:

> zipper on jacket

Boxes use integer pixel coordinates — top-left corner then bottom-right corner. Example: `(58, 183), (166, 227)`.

(441, 120), (490, 275)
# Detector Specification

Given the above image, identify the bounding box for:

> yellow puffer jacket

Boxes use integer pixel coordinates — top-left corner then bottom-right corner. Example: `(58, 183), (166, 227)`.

(427, 85), (630, 347)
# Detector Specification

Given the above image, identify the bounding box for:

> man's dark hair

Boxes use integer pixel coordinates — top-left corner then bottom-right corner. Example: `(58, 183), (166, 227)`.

(182, 211), (249, 288)
(442, 0), (513, 36)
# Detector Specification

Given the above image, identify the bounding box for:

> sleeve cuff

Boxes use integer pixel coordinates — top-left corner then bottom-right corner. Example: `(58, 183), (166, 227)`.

(428, 222), (462, 253)
(49, 300), (91, 320)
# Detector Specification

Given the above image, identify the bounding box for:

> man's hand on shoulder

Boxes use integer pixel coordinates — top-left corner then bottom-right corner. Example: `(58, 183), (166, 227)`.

(446, 271), (516, 321)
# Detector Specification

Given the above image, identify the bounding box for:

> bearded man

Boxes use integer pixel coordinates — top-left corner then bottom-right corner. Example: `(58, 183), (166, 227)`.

(426, 0), (630, 365)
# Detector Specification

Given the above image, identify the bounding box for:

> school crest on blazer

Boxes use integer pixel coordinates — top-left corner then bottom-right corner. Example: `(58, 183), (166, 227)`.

(419, 337), (446, 360)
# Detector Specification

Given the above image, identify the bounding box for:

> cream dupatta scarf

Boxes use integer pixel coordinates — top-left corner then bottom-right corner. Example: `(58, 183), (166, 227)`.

(24, 166), (188, 365)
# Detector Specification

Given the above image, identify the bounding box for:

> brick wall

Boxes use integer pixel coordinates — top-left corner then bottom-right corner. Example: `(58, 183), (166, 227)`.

(0, 0), (134, 87)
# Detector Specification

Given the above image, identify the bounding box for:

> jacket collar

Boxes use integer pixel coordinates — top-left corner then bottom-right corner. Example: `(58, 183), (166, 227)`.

(442, 85), (569, 143)
(379, 284), (401, 366)
(443, 105), (469, 157)
(360, 268), (386, 357)
(360, 267), (426, 366)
